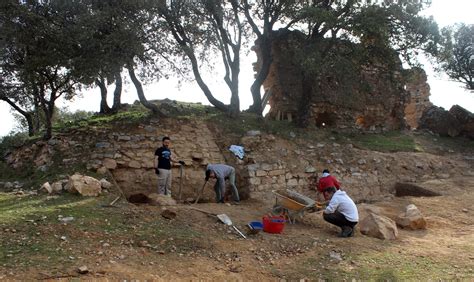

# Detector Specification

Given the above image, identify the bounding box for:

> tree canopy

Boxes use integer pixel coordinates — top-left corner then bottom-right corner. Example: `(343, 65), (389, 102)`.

(0, 0), (459, 138)
(437, 23), (474, 90)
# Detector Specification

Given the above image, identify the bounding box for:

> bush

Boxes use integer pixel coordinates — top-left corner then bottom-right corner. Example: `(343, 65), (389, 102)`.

(0, 132), (30, 158)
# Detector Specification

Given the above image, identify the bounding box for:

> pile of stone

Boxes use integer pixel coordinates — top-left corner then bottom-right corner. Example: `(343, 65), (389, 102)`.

(40, 173), (112, 197)
(358, 203), (427, 240)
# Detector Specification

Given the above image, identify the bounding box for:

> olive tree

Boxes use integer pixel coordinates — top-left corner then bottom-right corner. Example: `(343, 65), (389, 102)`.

(437, 23), (474, 90)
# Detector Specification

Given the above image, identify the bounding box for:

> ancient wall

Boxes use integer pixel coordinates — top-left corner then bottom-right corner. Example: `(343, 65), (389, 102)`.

(404, 68), (433, 129)
(238, 131), (472, 203)
(6, 116), (472, 204)
(256, 30), (431, 131)
(6, 118), (227, 200)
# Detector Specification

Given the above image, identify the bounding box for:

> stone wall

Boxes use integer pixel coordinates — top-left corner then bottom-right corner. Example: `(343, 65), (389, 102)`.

(6, 118), (226, 200)
(237, 131), (472, 204)
(6, 117), (472, 204)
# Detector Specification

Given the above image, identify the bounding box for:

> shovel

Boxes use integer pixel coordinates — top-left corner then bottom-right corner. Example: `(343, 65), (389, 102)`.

(217, 214), (247, 239)
(194, 180), (207, 204)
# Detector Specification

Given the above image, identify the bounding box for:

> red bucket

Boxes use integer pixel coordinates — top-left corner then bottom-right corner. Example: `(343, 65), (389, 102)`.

(262, 215), (285, 234)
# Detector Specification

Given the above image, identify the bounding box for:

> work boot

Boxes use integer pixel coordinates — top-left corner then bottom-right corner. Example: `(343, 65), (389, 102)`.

(338, 226), (353, 238)
(348, 227), (355, 237)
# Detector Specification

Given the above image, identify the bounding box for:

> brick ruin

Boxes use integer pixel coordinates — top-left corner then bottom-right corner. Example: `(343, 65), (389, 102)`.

(254, 30), (433, 130)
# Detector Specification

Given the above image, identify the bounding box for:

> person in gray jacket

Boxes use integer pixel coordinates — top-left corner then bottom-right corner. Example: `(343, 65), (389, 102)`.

(205, 164), (240, 204)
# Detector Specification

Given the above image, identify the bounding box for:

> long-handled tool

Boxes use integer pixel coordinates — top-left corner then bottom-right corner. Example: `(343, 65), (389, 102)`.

(178, 165), (184, 202)
(101, 169), (126, 207)
(186, 208), (246, 239)
(194, 180), (207, 204)
(217, 214), (247, 239)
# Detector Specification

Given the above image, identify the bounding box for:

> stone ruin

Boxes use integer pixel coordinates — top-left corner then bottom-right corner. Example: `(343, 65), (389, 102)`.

(253, 30), (433, 131)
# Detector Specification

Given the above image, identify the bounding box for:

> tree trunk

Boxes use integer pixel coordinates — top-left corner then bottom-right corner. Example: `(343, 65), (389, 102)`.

(111, 72), (122, 112)
(33, 94), (41, 134)
(1, 97), (36, 136)
(127, 64), (163, 115)
(36, 86), (55, 140)
(249, 36), (272, 115)
(43, 100), (54, 140)
(186, 51), (229, 112)
(229, 64), (240, 117)
(24, 113), (35, 136)
(96, 78), (111, 114)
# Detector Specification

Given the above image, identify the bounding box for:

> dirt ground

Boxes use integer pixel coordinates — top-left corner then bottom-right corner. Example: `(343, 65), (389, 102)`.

(0, 176), (473, 280)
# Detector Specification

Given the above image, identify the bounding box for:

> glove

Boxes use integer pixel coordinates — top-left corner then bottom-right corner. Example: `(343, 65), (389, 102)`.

(179, 160), (185, 165)
(155, 168), (160, 175)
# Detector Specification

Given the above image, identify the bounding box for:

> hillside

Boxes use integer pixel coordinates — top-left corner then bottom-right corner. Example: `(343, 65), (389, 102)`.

(1, 103), (473, 280)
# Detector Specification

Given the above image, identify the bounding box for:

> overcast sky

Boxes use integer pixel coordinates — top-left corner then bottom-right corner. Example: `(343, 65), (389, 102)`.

(1, 0), (473, 137)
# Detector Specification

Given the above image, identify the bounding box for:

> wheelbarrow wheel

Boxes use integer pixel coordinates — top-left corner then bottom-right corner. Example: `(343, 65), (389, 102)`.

(272, 205), (285, 216)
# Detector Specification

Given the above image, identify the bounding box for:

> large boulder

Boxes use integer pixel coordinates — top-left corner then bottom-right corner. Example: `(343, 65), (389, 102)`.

(419, 106), (462, 137)
(359, 212), (399, 240)
(396, 204), (427, 230)
(449, 105), (474, 140)
(68, 174), (102, 196)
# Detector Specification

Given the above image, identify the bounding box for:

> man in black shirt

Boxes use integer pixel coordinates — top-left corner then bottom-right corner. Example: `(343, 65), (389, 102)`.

(154, 136), (184, 196)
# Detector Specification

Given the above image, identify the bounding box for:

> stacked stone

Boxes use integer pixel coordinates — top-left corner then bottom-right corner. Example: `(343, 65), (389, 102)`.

(5, 117), (472, 203)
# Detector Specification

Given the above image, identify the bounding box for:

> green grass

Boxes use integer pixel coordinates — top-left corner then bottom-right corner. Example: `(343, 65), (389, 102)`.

(0, 193), (100, 267)
(416, 133), (474, 153)
(208, 112), (327, 141)
(0, 192), (205, 269)
(53, 105), (153, 132)
(0, 193), (96, 224)
(343, 131), (422, 152)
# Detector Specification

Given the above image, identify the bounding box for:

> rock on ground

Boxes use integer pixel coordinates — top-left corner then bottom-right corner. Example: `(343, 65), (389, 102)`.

(100, 178), (113, 189)
(396, 204), (427, 230)
(68, 174), (102, 196)
(51, 180), (66, 193)
(40, 182), (53, 194)
(359, 212), (399, 240)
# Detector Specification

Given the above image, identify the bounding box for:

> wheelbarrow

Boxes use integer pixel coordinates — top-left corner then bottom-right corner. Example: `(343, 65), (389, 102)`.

(271, 189), (317, 224)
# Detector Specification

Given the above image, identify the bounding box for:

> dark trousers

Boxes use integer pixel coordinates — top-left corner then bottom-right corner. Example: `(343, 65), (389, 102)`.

(323, 211), (357, 229)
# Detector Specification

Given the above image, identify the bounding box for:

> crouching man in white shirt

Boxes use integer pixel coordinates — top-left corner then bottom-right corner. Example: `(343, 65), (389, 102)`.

(322, 187), (359, 237)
